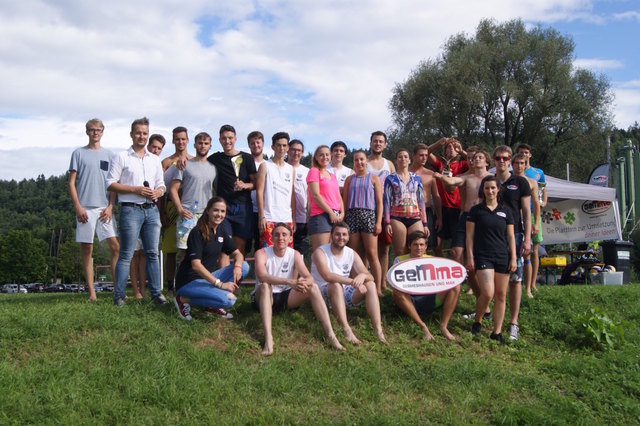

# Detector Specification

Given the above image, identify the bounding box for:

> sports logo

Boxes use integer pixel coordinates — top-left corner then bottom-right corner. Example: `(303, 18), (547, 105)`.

(507, 185), (518, 190)
(386, 257), (466, 295)
(497, 212), (506, 218)
(581, 200), (611, 215)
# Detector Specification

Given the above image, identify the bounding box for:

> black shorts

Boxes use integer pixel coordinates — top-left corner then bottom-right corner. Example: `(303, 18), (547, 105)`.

(411, 294), (438, 315)
(438, 206), (460, 240)
(391, 216), (421, 229)
(474, 257), (509, 274)
(450, 212), (468, 249)
(251, 288), (292, 314)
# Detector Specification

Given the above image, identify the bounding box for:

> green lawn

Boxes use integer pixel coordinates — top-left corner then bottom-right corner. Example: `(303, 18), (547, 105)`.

(1, 284), (639, 425)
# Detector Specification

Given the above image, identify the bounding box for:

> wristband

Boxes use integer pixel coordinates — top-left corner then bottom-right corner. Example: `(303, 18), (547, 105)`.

(234, 265), (242, 269)
(213, 278), (221, 288)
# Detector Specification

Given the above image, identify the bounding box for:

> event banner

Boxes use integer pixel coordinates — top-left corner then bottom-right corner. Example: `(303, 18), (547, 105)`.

(541, 199), (621, 244)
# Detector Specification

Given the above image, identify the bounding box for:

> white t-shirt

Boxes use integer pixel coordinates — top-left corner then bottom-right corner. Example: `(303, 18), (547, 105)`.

(327, 164), (353, 188)
(254, 246), (296, 294)
(292, 163), (309, 224)
(311, 244), (355, 288)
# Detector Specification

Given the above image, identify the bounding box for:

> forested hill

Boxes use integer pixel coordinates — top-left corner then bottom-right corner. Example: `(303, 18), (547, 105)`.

(0, 173), (75, 241)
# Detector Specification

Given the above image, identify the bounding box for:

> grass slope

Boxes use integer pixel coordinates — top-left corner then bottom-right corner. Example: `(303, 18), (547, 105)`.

(1, 284), (639, 425)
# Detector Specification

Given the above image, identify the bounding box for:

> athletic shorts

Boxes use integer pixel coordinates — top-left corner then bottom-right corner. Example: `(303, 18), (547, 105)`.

(450, 211), (468, 248)
(251, 288), (292, 314)
(161, 200), (178, 254)
(260, 221), (294, 248)
(532, 215), (543, 244)
(176, 213), (202, 250)
(225, 203), (254, 240)
(509, 232), (524, 282)
(438, 206), (460, 240)
(390, 216), (421, 229)
(75, 206), (117, 243)
(345, 208), (376, 234)
(410, 293), (443, 315)
(320, 284), (362, 309)
(309, 211), (339, 234)
(475, 257), (510, 274)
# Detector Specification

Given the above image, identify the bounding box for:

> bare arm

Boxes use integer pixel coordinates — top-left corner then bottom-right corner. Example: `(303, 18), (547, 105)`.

(372, 174), (383, 235)
(431, 177), (443, 231)
(256, 163), (267, 232)
(521, 195), (532, 257)
(68, 171), (88, 223)
(312, 248), (353, 286)
(530, 179), (540, 235)
(465, 220), (475, 271)
(169, 179), (192, 219)
(255, 248), (296, 287)
(308, 181), (338, 218)
(190, 258), (239, 293)
(507, 224), (517, 272)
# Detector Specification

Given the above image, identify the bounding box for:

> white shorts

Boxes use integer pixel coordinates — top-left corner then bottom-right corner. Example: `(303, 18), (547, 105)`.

(176, 213), (202, 250)
(75, 206), (117, 243)
(320, 283), (362, 309)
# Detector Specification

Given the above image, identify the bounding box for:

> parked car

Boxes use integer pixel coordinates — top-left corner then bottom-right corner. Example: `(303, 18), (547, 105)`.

(63, 284), (78, 292)
(2, 284), (18, 294)
(102, 284), (114, 292)
(94, 284), (104, 293)
(45, 284), (65, 292)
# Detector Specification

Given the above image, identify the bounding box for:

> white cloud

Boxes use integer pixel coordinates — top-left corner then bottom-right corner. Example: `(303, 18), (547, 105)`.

(574, 58), (624, 70)
(613, 10), (640, 23)
(612, 87), (640, 129)
(0, 0), (630, 180)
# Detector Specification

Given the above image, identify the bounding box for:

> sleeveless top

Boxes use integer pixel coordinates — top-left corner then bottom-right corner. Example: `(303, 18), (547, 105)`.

(311, 244), (355, 288)
(367, 159), (391, 184)
(263, 160), (294, 222)
(346, 173), (375, 211)
(254, 246), (296, 294)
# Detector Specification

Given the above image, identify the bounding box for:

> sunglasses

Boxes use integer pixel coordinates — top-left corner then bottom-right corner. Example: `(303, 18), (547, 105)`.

(494, 155), (511, 162)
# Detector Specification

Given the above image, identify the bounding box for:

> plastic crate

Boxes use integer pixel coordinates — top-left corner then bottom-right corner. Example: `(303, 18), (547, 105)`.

(540, 257), (567, 267)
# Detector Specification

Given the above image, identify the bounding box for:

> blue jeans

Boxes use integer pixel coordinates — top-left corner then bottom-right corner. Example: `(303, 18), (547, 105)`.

(114, 204), (162, 301)
(176, 262), (249, 308)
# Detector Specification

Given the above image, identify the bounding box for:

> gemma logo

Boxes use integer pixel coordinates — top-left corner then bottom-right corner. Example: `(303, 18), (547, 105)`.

(386, 257), (466, 295)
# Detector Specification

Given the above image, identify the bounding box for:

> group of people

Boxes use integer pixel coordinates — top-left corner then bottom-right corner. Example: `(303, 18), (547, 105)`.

(69, 117), (546, 354)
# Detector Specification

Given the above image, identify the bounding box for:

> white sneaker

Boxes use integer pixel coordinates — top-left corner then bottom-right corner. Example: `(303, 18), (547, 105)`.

(508, 323), (519, 341)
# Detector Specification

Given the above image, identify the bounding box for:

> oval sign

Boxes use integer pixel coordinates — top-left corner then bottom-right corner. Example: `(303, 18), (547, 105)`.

(386, 257), (467, 295)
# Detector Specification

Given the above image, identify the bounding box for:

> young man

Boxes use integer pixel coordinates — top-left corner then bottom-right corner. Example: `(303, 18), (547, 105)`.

(311, 222), (387, 345)
(68, 118), (120, 301)
(161, 127), (193, 293)
(207, 125), (257, 255)
(327, 140), (353, 189)
(129, 133), (168, 299)
(367, 131), (395, 292)
(288, 139), (310, 257)
(252, 223), (344, 355)
(248, 131), (266, 253)
(256, 132), (296, 247)
(493, 145), (531, 341)
(427, 137), (469, 257)
(512, 152), (541, 299)
(517, 143), (547, 297)
(392, 231), (461, 340)
(169, 132), (217, 254)
(106, 117), (167, 306)
(409, 143), (442, 251)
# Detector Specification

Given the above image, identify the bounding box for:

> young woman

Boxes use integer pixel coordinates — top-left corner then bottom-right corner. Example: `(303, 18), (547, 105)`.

(383, 148), (429, 258)
(307, 145), (345, 251)
(173, 197), (249, 321)
(342, 150), (384, 295)
(466, 175), (517, 343)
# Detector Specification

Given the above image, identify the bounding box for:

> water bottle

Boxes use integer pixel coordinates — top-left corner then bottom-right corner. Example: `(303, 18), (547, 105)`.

(178, 200), (198, 238)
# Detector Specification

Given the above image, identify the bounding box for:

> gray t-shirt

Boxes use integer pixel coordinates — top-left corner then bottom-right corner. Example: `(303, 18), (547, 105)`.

(69, 146), (113, 208)
(174, 159), (217, 213)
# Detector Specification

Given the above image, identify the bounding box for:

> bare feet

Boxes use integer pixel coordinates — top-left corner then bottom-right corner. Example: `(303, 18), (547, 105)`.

(533, 285), (538, 292)
(262, 336), (274, 356)
(376, 329), (388, 344)
(328, 335), (345, 351)
(466, 288), (474, 295)
(440, 326), (456, 341)
(422, 327), (435, 341)
(344, 329), (362, 346)
(88, 296), (98, 302)
(133, 292), (144, 299)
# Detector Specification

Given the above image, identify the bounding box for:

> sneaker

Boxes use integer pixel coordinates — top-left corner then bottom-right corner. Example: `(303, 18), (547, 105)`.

(508, 323), (519, 341)
(471, 321), (482, 335)
(174, 296), (192, 321)
(206, 307), (234, 320)
(114, 297), (125, 307)
(463, 312), (492, 320)
(153, 294), (168, 305)
(490, 332), (504, 345)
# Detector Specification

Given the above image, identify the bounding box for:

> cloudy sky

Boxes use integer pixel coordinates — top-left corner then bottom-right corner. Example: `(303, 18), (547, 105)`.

(1, 0), (638, 180)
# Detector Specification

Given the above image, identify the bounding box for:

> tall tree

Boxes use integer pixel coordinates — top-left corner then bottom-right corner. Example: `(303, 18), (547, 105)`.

(389, 19), (613, 181)
(0, 230), (47, 284)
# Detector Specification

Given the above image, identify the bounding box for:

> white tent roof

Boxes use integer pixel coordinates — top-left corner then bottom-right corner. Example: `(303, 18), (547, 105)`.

(546, 175), (616, 202)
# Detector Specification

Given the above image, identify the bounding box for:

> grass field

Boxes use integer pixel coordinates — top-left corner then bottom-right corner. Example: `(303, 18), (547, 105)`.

(1, 283), (639, 425)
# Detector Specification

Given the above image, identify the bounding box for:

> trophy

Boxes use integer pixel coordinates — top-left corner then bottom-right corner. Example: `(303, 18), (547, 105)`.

(232, 155), (243, 191)
(537, 182), (546, 204)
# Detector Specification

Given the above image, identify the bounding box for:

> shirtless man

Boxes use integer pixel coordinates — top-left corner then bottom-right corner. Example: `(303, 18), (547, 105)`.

(512, 153), (540, 299)
(252, 223), (344, 355)
(434, 150), (491, 304)
(409, 143), (442, 252)
(161, 127), (193, 293)
(311, 222), (387, 345)
(367, 131), (395, 292)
